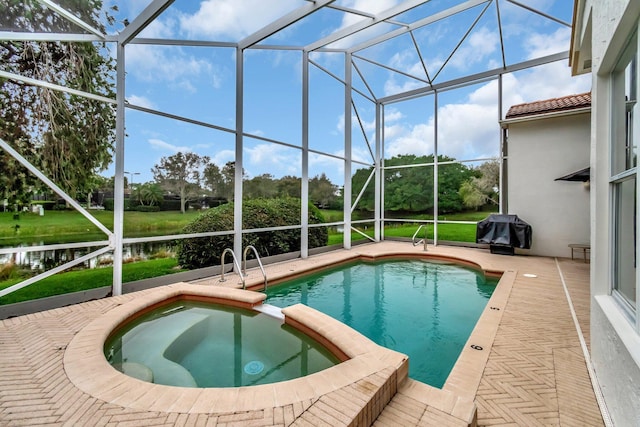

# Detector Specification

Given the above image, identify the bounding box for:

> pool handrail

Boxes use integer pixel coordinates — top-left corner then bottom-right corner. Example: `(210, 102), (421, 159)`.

(242, 245), (268, 292)
(412, 224), (429, 251)
(219, 248), (245, 289)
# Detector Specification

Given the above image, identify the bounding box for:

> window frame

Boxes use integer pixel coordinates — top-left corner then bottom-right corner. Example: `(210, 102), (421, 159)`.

(610, 28), (640, 332)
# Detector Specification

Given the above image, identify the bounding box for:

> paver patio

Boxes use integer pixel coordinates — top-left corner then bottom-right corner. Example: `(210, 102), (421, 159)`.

(0, 242), (604, 426)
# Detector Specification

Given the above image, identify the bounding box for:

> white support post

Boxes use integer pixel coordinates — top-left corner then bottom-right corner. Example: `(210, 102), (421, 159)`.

(234, 48), (244, 262)
(344, 53), (353, 250)
(433, 91), (439, 246)
(499, 74), (507, 214)
(380, 104), (386, 241)
(112, 42), (126, 296)
(301, 51), (310, 258)
(374, 102), (382, 242)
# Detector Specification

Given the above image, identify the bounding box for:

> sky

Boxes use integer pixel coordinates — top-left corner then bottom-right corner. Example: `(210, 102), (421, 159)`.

(95, 0), (591, 187)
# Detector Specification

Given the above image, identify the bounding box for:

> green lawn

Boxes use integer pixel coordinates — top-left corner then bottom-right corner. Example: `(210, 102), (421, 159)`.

(0, 208), (493, 245)
(0, 257), (182, 305)
(0, 208), (490, 304)
(0, 210), (202, 246)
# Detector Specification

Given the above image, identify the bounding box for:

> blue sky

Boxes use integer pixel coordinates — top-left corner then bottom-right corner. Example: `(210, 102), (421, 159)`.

(100, 0), (591, 187)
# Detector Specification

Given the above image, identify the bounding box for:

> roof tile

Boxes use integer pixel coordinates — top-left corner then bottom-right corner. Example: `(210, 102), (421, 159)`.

(505, 92), (591, 119)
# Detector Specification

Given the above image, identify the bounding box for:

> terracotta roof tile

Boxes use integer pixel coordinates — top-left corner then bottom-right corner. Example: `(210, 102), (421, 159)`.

(505, 92), (591, 119)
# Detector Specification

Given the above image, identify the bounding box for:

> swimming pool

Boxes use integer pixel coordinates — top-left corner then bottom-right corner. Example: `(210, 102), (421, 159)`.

(104, 301), (339, 387)
(266, 258), (498, 387)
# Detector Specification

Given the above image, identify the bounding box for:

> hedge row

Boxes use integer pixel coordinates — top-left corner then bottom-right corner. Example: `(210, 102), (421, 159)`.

(177, 198), (328, 269)
(103, 198), (185, 212)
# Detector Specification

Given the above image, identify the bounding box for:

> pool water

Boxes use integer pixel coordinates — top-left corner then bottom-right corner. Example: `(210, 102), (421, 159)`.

(266, 259), (498, 387)
(104, 301), (339, 387)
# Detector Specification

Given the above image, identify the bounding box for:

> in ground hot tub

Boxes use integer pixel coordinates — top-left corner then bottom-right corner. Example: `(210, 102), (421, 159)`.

(104, 300), (339, 387)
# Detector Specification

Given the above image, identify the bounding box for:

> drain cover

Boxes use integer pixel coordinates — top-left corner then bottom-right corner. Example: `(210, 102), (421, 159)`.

(244, 361), (264, 375)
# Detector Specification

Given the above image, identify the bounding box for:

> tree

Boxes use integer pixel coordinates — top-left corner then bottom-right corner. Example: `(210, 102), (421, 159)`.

(310, 173), (339, 208)
(350, 154), (475, 214)
(203, 163), (225, 198)
(217, 161), (244, 201)
(244, 174), (278, 199)
(277, 175), (301, 198)
(350, 168), (375, 211)
(152, 152), (209, 213)
(459, 160), (500, 210)
(0, 1), (117, 206)
(133, 182), (164, 207)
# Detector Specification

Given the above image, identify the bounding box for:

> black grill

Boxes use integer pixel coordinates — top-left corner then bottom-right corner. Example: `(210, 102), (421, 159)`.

(476, 214), (532, 255)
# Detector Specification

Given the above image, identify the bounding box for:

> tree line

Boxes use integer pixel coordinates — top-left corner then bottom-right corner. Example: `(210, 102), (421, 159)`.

(112, 151), (498, 214)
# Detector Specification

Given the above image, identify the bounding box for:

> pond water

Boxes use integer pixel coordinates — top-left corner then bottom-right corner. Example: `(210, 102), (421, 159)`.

(0, 241), (175, 271)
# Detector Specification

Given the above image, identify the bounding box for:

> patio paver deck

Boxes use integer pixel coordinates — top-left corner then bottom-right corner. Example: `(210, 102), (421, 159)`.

(0, 242), (603, 426)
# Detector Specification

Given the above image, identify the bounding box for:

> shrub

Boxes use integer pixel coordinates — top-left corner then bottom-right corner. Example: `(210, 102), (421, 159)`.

(160, 198), (183, 211)
(177, 198), (328, 269)
(134, 205), (161, 212)
(103, 198), (137, 211)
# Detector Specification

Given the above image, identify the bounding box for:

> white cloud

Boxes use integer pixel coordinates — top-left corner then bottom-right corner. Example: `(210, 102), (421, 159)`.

(336, 114), (345, 133)
(148, 138), (192, 153)
(179, 0), (300, 40)
(211, 149), (235, 166)
(383, 60), (591, 161)
(244, 143), (301, 178)
(526, 27), (572, 59)
(385, 109), (403, 123)
(126, 95), (155, 109)
(504, 61), (591, 105)
(138, 16), (176, 38)
(338, 0), (400, 28)
(327, 0), (401, 49)
(126, 44), (214, 89)
(309, 153), (344, 184)
(448, 27), (499, 70)
(383, 123), (405, 141)
(382, 26), (498, 96)
(337, 110), (378, 135)
(384, 122), (434, 158)
(384, 77), (424, 97)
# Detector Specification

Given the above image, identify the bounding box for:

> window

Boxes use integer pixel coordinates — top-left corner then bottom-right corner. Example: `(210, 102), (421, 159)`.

(611, 31), (639, 321)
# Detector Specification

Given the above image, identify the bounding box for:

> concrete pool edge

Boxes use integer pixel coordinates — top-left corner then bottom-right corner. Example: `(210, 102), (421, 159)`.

(444, 269), (517, 398)
(194, 244), (513, 425)
(63, 283), (409, 419)
(62, 245), (514, 426)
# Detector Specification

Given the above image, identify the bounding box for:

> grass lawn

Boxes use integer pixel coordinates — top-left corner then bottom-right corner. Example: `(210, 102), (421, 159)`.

(0, 208), (490, 304)
(0, 210), (202, 246)
(0, 257), (182, 305)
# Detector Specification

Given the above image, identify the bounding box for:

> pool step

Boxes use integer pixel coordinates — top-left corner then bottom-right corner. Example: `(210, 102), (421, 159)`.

(114, 310), (207, 387)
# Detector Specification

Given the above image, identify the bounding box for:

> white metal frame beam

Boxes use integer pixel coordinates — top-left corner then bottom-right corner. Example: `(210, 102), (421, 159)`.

(0, 31), (109, 42)
(346, 0), (489, 54)
(306, 0), (427, 52)
(239, 0), (336, 50)
(379, 51), (569, 104)
(119, 0), (174, 45)
(37, 0), (106, 38)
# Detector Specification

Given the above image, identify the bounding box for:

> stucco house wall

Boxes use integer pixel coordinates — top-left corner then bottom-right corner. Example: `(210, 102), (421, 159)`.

(505, 113), (590, 258)
(573, 1), (640, 425)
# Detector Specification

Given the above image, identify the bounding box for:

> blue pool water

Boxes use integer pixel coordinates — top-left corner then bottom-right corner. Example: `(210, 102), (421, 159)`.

(266, 259), (498, 388)
(104, 301), (339, 387)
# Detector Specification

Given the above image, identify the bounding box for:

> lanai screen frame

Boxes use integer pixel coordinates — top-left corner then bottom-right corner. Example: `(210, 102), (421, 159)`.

(0, 0), (571, 298)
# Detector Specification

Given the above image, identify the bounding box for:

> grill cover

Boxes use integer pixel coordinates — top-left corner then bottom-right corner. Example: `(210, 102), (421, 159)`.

(476, 214), (532, 249)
